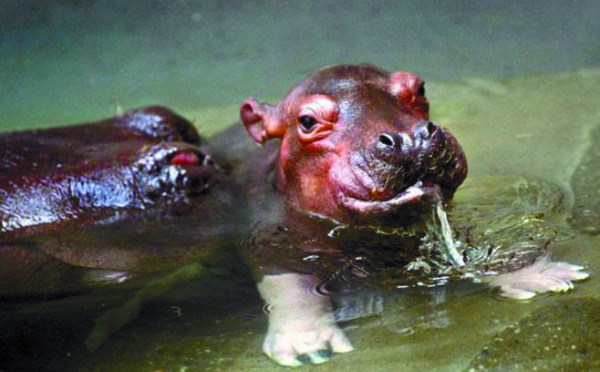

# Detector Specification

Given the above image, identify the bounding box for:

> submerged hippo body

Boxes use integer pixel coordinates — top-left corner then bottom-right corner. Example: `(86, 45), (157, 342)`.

(0, 65), (588, 366)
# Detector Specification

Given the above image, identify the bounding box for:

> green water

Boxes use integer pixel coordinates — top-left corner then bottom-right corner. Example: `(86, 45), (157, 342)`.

(1, 1), (599, 371)
(1, 0), (598, 132)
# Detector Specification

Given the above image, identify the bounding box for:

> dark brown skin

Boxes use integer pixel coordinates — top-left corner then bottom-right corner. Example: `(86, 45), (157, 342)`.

(0, 106), (236, 295)
(1, 106), (208, 237)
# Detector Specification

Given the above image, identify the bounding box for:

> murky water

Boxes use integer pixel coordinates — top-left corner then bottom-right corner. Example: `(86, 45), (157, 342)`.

(1, 1), (599, 371)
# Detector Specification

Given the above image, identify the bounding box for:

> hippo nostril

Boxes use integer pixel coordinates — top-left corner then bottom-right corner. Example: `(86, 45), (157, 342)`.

(414, 121), (438, 141)
(378, 133), (397, 148)
(426, 121), (437, 136)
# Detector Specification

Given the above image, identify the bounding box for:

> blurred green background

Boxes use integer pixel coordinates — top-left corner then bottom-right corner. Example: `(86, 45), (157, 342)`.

(1, 0), (598, 132)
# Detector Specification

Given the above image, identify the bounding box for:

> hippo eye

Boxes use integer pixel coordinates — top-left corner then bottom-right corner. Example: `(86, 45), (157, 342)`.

(298, 115), (318, 132)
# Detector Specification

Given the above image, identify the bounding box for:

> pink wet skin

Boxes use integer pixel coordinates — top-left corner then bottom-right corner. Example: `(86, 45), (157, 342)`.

(240, 64), (467, 225)
(169, 152), (200, 166)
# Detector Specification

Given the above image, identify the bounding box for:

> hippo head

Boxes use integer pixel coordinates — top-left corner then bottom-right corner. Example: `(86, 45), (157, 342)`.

(240, 64), (467, 224)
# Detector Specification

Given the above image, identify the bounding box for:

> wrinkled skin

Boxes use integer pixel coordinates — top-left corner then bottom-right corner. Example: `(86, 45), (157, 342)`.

(0, 65), (588, 367)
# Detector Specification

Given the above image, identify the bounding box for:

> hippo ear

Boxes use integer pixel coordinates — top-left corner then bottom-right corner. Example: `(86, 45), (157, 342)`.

(240, 98), (285, 145)
(390, 71), (430, 120)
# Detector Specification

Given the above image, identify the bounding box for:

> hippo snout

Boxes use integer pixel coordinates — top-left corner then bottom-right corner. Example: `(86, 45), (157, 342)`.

(357, 119), (467, 204)
(373, 121), (439, 165)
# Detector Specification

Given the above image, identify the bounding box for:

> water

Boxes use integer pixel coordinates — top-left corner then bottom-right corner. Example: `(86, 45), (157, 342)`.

(432, 201), (465, 268)
(1, 1), (599, 371)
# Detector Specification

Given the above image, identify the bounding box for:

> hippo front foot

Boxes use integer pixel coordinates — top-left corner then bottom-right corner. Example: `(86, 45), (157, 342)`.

(258, 273), (354, 366)
(262, 314), (354, 367)
(487, 256), (589, 300)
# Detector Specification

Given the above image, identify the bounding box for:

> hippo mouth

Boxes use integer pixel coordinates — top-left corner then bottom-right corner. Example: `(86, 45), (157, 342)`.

(338, 180), (442, 215)
(134, 143), (219, 202)
(332, 156), (443, 216)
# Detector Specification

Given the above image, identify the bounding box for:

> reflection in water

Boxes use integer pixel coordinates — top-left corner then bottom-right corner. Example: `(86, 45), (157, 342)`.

(86, 263), (207, 352)
(332, 283), (466, 335)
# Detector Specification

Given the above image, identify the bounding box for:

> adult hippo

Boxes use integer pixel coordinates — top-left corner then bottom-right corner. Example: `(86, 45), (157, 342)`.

(0, 106), (237, 296)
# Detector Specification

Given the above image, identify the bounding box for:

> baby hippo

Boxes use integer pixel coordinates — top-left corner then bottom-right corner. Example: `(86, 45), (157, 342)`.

(240, 65), (466, 223)
(227, 64), (588, 366)
(230, 64), (466, 366)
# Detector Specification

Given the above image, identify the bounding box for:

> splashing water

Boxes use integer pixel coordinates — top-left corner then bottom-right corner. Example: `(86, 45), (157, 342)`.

(432, 201), (465, 268)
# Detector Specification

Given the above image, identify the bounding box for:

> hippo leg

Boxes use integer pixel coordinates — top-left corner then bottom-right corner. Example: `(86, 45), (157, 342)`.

(257, 273), (354, 366)
(485, 256), (589, 300)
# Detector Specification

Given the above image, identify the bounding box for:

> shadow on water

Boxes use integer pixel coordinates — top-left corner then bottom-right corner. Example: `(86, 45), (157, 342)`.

(0, 268), (264, 371)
